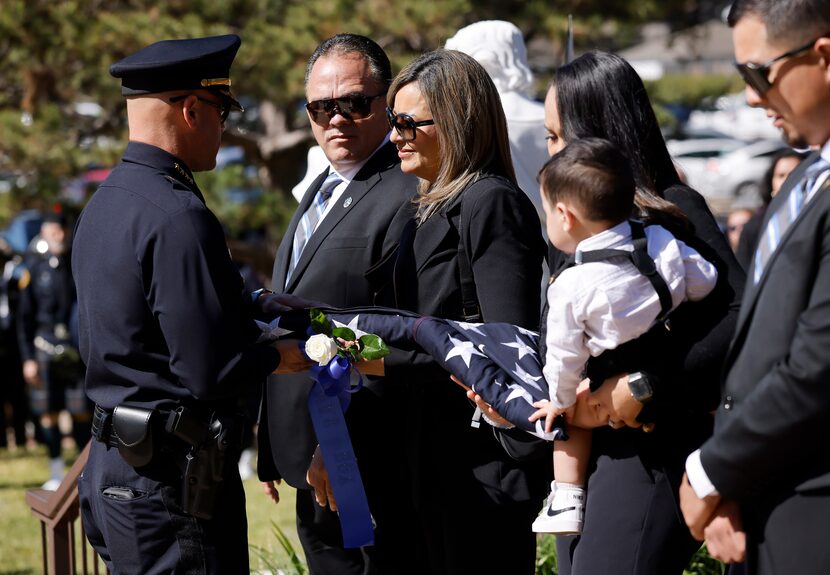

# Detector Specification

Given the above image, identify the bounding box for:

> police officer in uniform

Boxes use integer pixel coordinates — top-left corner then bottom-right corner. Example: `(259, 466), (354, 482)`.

(73, 35), (299, 573)
(18, 212), (88, 489)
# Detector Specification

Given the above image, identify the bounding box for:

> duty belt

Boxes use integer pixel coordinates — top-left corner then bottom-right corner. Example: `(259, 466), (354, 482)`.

(92, 404), (210, 450)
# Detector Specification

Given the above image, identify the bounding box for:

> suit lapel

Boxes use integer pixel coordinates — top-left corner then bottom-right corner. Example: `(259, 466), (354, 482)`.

(274, 168), (329, 290)
(284, 143), (399, 293)
(409, 189), (468, 275)
(726, 152), (824, 365)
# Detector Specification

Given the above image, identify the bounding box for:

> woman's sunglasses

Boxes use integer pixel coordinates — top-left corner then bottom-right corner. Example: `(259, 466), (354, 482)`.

(386, 107), (434, 141)
(305, 93), (384, 122)
(734, 35), (825, 95)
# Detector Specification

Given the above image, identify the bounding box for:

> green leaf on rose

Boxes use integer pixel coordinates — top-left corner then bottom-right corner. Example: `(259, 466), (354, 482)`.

(358, 334), (389, 360)
(332, 326), (356, 341)
(309, 308), (332, 336)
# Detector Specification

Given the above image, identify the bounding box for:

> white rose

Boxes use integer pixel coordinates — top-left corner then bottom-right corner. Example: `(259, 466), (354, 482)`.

(305, 333), (338, 366)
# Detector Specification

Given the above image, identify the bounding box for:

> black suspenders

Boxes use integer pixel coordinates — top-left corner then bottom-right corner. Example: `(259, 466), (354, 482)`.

(567, 220), (674, 322)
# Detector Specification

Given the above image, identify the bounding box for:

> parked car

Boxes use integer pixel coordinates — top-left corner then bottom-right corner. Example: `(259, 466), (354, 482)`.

(0, 209), (43, 254)
(686, 93), (781, 141)
(668, 138), (789, 212)
(667, 137), (745, 192)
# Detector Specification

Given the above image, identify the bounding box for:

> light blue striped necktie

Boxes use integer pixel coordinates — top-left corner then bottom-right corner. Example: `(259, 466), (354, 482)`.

(286, 170), (342, 286)
(753, 158), (830, 284)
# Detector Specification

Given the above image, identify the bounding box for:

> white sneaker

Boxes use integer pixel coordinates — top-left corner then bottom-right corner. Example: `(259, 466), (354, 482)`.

(41, 477), (62, 491)
(41, 457), (65, 491)
(531, 483), (584, 534)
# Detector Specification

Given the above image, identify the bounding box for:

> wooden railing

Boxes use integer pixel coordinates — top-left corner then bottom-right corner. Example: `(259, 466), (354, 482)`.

(25, 442), (109, 575)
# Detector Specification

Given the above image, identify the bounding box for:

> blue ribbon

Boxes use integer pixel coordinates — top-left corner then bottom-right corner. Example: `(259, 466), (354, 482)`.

(307, 354), (374, 548)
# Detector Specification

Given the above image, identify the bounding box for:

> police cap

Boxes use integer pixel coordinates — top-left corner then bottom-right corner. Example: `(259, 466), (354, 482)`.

(43, 210), (67, 227)
(110, 34), (243, 112)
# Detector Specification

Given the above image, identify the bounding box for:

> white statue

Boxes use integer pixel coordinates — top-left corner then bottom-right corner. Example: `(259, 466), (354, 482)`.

(446, 20), (549, 219)
(291, 145), (329, 203)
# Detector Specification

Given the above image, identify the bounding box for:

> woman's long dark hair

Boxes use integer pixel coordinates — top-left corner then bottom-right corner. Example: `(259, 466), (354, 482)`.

(552, 51), (688, 229)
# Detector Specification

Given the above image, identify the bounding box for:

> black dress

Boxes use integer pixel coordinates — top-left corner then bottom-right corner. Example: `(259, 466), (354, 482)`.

(385, 174), (550, 575)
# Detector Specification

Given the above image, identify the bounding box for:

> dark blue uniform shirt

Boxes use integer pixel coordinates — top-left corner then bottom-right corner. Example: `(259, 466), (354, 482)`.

(72, 141), (278, 411)
(18, 252), (75, 361)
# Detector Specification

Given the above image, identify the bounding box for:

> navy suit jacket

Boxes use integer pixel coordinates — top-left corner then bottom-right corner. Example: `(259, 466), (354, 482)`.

(701, 151), (830, 502)
(257, 141), (417, 487)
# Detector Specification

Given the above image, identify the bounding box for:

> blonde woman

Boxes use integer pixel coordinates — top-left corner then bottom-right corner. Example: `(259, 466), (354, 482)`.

(381, 49), (547, 573)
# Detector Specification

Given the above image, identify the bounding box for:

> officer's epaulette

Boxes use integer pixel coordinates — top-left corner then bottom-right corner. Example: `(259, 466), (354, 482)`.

(18, 268), (30, 290)
(162, 166), (204, 203)
(173, 163), (195, 187)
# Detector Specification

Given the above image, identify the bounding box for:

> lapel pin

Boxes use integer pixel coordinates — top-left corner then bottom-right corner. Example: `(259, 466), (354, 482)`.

(343, 196), (353, 208)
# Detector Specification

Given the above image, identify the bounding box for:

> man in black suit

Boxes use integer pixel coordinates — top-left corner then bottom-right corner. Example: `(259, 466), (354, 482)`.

(257, 34), (420, 573)
(680, 1), (830, 573)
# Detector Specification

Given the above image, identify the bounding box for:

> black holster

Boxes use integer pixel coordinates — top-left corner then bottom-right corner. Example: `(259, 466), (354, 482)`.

(166, 407), (244, 520)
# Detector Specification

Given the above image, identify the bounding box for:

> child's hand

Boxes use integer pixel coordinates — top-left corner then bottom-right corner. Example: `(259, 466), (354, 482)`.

(529, 400), (566, 433)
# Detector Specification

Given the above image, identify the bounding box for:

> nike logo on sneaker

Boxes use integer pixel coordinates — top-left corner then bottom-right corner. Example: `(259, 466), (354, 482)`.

(546, 506), (578, 517)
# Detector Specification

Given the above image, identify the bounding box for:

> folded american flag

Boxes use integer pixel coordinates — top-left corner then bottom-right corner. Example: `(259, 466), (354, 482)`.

(257, 306), (564, 441)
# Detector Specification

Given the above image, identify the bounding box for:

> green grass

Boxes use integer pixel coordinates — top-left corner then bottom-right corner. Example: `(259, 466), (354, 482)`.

(0, 447), (57, 575)
(0, 446), (302, 575)
(2, 447), (724, 574)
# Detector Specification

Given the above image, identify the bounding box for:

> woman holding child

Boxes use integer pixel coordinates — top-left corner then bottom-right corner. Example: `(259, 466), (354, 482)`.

(378, 49), (548, 574)
(540, 51), (746, 575)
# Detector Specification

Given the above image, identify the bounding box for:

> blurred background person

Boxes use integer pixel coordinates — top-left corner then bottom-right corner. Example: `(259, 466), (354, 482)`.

(726, 206), (754, 253)
(17, 212), (90, 489)
(0, 236), (30, 451)
(445, 20), (549, 221)
(735, 148), (809, 269)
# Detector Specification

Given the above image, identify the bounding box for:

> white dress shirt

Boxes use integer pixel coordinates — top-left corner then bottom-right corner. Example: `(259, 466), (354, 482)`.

(313, 134), (392, 231)
(543, 220), (718, 410)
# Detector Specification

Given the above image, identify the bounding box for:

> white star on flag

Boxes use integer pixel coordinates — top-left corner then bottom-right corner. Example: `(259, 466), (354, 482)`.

(515, 326), (539, 338)
(455, 321), (487, 336)
(333, 315), (369, 339)
(512, 362), (543, 392)
(505, 382), (534, 403)
(255, 317), (294, 343)
(503, 335), (535, 360)
(445, 334), (486, 368)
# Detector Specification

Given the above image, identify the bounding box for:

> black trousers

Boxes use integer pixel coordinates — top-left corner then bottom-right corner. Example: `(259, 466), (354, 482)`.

(556, 427), (702, 575)
(295, 488), (373, 575)
(744, 487), (830, 574)
(79, 441), (248, 574)
(294, 473), (429, 575)
(0, 352), (28, 446)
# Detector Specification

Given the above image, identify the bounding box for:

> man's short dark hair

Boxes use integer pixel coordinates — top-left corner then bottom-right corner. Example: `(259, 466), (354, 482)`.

(305, 34), (392, 90)
(539, 137), (635, 224)
(728, 0), (830, 44)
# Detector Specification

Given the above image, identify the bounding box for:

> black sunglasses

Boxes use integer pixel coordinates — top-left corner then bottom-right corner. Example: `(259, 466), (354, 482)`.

(386, 107), (435, 141)
(305, 93), (384, 122)
(169, 94), (231, 123)
(735, 35), (825, 95)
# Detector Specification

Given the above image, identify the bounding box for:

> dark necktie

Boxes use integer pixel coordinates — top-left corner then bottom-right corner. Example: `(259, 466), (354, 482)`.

(285, 171), (342, 286)
(753, 158), (830, 284)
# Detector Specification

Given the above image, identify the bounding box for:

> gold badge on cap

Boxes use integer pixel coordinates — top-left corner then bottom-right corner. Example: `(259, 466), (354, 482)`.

(201, 78), (231, 87)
